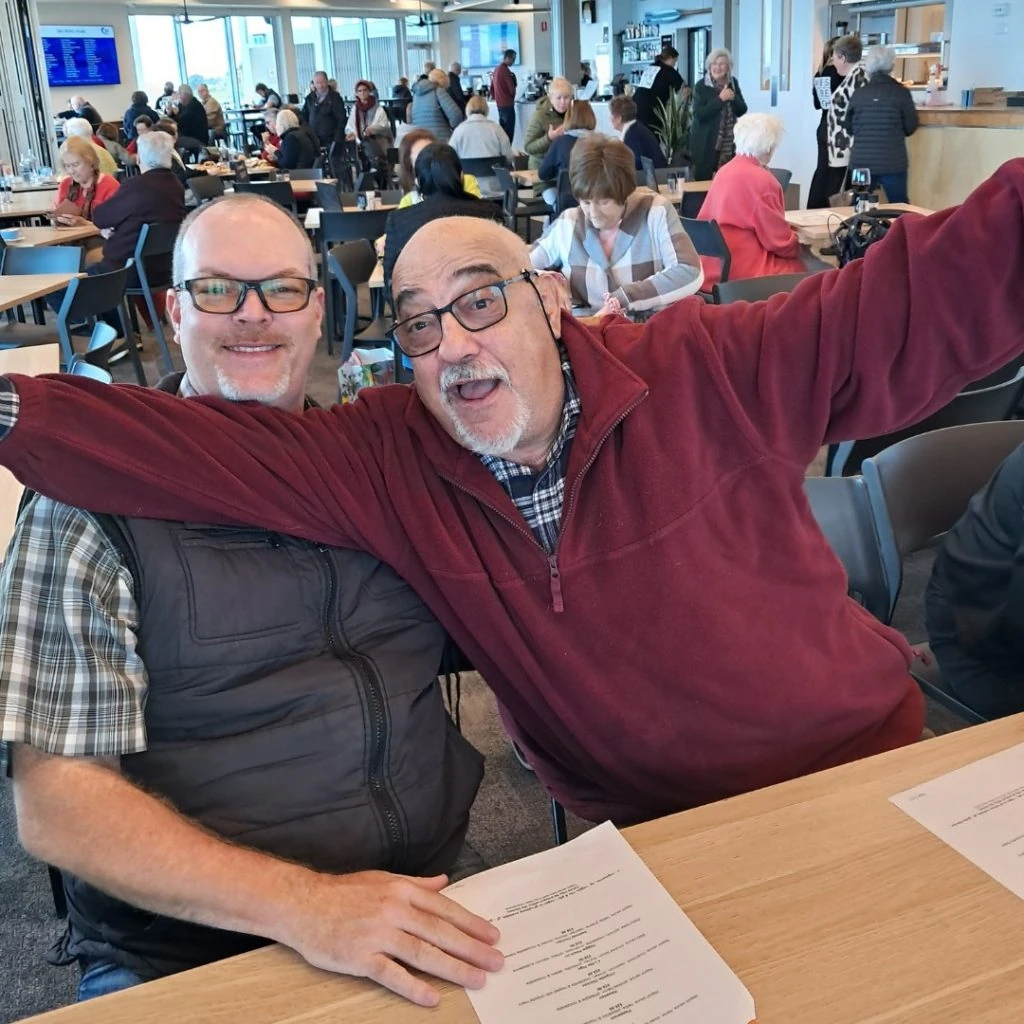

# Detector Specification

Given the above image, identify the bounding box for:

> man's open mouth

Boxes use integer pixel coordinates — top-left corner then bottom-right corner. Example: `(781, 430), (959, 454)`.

(453, 379), (501, 401)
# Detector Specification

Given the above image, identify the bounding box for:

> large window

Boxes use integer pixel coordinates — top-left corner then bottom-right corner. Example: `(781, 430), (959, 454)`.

(180, 18), (234, 107)
(330, 18), (364, 98)
(130, 16), (182, 108)
(230, 16), (279, 104)
(365, 20), (400, 96)
(405, 15), (436, 82)
(292, 16), (330, 96)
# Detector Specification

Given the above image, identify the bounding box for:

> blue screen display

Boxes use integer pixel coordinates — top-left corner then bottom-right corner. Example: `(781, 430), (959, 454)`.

(42, 26), (120, 88)
(459, 23), (521, 69)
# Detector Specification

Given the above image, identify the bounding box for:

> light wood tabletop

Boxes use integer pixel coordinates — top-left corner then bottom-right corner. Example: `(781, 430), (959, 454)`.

(4, 224), (100, 248)
(511, 167), (712, 196)
(0, 192), (59, 221)
(304, 206), (396, 231)
(19, 715), (1024, 1024)
(0, 345), (59, 555)
(785, 203), (934, 245)
(0, 272), (80, 313)
(369, 260), (384, 290)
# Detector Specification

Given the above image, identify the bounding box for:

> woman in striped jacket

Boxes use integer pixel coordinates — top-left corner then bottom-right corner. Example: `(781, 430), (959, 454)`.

(530, 133), (703, 319)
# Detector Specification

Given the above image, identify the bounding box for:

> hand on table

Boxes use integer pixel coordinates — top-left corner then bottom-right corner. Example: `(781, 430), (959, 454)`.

(282, 869), (503, 1007)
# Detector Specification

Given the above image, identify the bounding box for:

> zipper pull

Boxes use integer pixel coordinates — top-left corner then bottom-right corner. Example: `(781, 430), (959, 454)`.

(548, 555), (564, 614)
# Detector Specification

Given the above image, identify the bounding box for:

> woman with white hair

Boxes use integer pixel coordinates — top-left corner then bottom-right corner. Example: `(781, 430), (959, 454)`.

(61, 116), (118, 176)
(271, 108), (318, 170)
(696, 112), (805, 290)
(845, 44), (918, 203)
(690, 48), (747, 181)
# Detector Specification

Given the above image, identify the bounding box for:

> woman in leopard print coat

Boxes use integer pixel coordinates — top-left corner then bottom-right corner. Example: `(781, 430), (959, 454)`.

(824, 34), (869, 200)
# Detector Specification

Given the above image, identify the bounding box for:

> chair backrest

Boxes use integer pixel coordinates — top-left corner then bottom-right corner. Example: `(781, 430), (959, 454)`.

(491, 165), (518, 225)
(379, 189), (403, 207)
(679, 191), (706, 219)
(830, 366), (1024, 477)
(803, 475), (894, 624)
(232, 179), (296, 213)
(653, 165), (692, 185)
(56, 263), (131, 332)
(117, 164), (141, 182)
(318, 209), (390, 246)
(130, 221), (180, 290)
(69, 359), (113, 383)
(188, 174), (225, 203)
(326, 240), (379, 360)
(768, 167), (793, 191)
(0, 245), (83, 276)
(316, 180), (343, 211)
(640, 155), (657, 188)
(286, 168), (323, 180)
(682, 218), (732, 283)
(354, 169), (381, 193)
(712, 272), (810, 305)
(510, 152), (528, 171)
(555, 168), (576, 215)
(460, 156), (508, 178)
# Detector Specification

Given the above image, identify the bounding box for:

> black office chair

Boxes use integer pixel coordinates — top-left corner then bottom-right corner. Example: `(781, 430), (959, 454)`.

(768, 167), (793, 191)
(188, 174), (226, 204)
(802, 475), (894, 625)
(679, 191), (707, 218)
(829, 367), (1024, 477)
(492, 165), (549, 239)
(682, 218), (731, 286)
(55, 262), (146, 385)
(326, 241), (391, 361)
(460, 156), (509, 179)
(1, 245), (82, 326)
(126, 222), (180, 374)
(711, 272), (810, 305)
(316, 180), (343, 212)
(286, 168), (324, 180)
(232, 179), (297, 214)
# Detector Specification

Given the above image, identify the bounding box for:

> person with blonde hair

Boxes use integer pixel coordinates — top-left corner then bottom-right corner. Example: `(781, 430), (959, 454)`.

(691, 47), (747, 180)
(62, 116), (118, 176)
(51, 135), (119, 229)
(449, 94), (512, 160)
(524, 76), (575, 183)
(537, 99), (597, 206)
(696, 112), (804, 289)
(531, 133), (702, 317)
(410, 67), (463, 142)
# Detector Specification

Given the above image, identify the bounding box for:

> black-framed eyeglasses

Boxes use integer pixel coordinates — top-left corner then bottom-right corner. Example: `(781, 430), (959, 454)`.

(174, 277), (319, 315)
(387, 270), (537, 358)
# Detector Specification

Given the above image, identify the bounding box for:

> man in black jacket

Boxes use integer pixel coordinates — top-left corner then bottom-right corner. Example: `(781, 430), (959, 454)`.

(633, 47), (684, 132)
(4, 192), (495, 1008)
(172, 84), (210, 145)
(448, 62), (467, 113)
(302, 71), (347, 151)
(122, 91), (161, 141)
(845, 44), (918, 204)
(58, 95), (102, 130)
(272, 110), (318, 170)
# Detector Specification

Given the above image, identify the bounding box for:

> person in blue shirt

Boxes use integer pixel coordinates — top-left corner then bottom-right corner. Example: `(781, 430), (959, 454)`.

(609, 96), (667, 172)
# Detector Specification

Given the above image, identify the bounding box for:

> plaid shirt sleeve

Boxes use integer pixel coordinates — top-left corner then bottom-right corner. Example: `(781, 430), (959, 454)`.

(0, 377), (19, 440)
(0, 493), (148, 757)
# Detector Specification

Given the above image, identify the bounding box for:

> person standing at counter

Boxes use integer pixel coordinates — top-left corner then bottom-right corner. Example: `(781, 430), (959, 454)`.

(807, 37), (843, 209)
(823, 34), (869, 201)
(690, 48), (747, 181)
(845, 45), (918, 204)
(491, 49), (518, 143)
(524, 76), (575, 194)
(633, 47), (685, 133)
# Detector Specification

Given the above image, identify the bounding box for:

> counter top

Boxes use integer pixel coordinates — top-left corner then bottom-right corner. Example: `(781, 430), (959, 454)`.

(917, 107), (1024, 128)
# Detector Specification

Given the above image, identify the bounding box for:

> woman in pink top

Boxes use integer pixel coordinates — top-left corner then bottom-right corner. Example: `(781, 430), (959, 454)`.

(696, 113), (805, 290)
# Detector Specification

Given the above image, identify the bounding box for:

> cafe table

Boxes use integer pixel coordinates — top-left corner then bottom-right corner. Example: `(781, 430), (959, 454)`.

(785, 203), (934, 247)
(18, 714), (1024, 1024)
(511, 167), (712, 197)
(4, 224), (100, 248)
(304, 205), (397, 231)
(0, 272), (81, 313)
(0, 192), (60, 221)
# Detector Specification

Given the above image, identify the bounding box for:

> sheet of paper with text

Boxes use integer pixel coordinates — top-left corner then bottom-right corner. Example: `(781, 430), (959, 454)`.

(891, 741), (1024, 899)
(444, 821), (756, 1024)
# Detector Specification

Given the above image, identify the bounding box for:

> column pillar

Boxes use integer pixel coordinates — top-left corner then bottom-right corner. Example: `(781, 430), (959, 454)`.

(550, 0), (582, 79)
(0, 0), (56, 170)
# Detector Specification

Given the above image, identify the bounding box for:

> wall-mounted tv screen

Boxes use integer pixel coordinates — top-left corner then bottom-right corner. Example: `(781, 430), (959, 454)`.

(41, 25), (120, 88)
(459, 23), (521, 69)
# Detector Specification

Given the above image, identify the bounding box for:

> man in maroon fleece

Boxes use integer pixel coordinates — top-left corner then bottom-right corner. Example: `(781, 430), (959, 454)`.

(2, 161), (1024, 827)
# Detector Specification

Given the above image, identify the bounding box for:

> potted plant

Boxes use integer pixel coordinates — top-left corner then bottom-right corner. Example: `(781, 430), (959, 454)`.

(653, 89), (692, 166)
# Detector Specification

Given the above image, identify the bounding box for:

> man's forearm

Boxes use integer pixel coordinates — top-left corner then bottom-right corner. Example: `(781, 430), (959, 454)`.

(13, 748), (313, 944)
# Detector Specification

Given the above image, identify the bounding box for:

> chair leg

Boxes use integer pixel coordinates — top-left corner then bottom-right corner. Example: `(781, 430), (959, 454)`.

(119, 301), (147, 386)
(551, 799), (568, 846)
(143, 287), (174, 374)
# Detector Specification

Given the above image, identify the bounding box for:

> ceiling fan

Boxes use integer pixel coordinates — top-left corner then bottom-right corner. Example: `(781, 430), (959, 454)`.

(174, 0), (217, 25)
(416, 0), (455, 28)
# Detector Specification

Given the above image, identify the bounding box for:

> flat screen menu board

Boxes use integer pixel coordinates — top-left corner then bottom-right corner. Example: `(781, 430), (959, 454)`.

(41, 26), (120, 88)
(459, 23), (521, 69)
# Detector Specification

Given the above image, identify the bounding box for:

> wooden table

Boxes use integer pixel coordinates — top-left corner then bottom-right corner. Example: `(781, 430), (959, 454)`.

(5, 224), (100, 248)
(9, 179), (60, 194)
(0, 345), (59, 555)
(0, 272), (80, 313)
(785, 203), (934, 246)
(369, 260), (384, 290)
(511, 167), (712, 196)
(21, 715), (1024, 1024)
(0, 192), (59, 221)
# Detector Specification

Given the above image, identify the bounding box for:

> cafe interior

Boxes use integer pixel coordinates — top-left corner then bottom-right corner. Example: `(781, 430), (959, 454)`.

(1, 0), (1024, 1020)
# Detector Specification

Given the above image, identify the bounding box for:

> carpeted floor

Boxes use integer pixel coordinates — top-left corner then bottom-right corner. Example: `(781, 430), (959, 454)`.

(0, 328), (966, 1023)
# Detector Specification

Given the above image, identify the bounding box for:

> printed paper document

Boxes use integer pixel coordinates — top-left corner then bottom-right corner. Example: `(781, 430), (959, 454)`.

(444, 821), (756, 1024)
(891, 741), (1024, 899)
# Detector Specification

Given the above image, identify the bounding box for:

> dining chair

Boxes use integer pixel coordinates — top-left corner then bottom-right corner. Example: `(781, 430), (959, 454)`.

(232, 180), (297, 215)
(682, 218), (731, 285)
(187, 174), (226, 204)
(125, 222), (179, 374)
(712, 272), (810, 304)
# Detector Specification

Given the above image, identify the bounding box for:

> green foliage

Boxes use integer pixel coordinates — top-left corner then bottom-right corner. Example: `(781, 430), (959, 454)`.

(653, 89), (691, 162)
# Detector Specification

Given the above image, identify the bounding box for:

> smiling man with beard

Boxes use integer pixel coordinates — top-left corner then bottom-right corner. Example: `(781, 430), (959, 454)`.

(2, 194), (499, 1008)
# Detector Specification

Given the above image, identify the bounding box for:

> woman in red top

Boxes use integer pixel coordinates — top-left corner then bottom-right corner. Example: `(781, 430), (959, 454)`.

(696, 112), (805, 290)
(52, 136), (120, 229)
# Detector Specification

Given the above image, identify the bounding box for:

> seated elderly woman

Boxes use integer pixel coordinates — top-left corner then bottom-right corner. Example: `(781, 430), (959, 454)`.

(696, 112), (805, 290)
(530, 133), (703, 319)
(51, 136), (120, 260)
(271, 108), (318, 170)
(396, 128), (483, 207)
(449, 95), (512, 161)
(61, 116), (118, 176)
